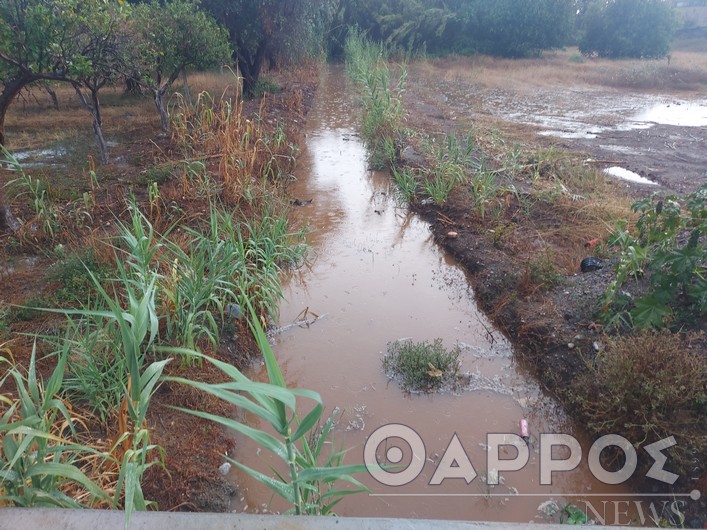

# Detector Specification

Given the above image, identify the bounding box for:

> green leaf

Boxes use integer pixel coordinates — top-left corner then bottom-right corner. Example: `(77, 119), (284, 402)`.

(291, 403), (323, 443)
(631, 295), (672, 329)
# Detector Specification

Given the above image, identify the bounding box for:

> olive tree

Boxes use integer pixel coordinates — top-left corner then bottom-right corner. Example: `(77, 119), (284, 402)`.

(0, 0), (130, 163)
(129, 0), (231, 133)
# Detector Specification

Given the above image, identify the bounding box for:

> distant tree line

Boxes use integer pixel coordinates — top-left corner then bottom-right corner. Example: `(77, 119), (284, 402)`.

(0, 0), (678, 156)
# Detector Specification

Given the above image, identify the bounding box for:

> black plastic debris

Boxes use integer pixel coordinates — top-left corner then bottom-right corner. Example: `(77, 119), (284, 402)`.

(580, 256), (603, 273)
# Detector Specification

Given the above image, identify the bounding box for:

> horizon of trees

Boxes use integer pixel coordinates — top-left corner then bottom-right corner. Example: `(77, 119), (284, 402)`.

(1, 0), (680, 156)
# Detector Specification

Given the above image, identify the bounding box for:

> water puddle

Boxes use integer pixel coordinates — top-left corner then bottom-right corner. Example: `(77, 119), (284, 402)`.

(8, 146), (68, 168)
(604, 167), (658, 186)
(230, 65), (639, 524)
(632, 101), (707, 127)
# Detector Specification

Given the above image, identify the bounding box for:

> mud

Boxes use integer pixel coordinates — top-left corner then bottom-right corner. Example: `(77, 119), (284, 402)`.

(402, 61), (706, 527)
(409, 66), (706, 195)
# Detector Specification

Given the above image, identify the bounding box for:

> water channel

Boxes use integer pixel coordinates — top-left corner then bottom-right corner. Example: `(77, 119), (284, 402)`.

(229, 65), (637, 524)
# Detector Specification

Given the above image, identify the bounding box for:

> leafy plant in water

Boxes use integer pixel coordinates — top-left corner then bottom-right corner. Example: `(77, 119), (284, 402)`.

(603, 184), (707, 329)
(391, 165), (417, 203)
(345, 30), (406, 170)
(383, 338), (461, 392)
(164, 301), (369, 515)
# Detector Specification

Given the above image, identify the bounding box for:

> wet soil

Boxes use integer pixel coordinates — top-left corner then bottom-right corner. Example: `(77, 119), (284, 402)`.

(408, 64), (706, 195)
(401, 61), (706, 526)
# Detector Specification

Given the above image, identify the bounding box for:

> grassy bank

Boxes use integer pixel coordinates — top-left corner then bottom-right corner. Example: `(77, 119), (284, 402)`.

(344, 34), (706, 524)
(0, 65), (368, 514)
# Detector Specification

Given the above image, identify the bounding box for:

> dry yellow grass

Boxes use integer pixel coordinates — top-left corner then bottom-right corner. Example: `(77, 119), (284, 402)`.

(415, 47), (707, 93)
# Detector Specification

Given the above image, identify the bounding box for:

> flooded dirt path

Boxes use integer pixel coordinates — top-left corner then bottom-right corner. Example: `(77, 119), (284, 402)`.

(230, 65), (638, 523)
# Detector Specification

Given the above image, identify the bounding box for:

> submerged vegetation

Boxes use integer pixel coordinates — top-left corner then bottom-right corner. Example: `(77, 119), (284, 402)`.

(383, 339), (461, 392)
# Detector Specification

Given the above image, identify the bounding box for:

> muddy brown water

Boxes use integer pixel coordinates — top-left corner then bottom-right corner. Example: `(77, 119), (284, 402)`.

(228, 65), (641, 524)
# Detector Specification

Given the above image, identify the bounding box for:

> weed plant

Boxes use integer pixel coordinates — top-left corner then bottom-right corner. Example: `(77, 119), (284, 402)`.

(391, 166), (418, 203)
(383, 338), (461, 392)
(573, 331), (706, 473)
(2, 146), (59, 240)
(164, 302), (369, 515)
(603, 184), (707, 330)
(170, 91), (297, 203)
(0, 344), (109, 508)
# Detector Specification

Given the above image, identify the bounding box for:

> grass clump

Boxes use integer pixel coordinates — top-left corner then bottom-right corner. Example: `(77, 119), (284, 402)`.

(345, 29), (406, 170)
(383, 338), (461, 392)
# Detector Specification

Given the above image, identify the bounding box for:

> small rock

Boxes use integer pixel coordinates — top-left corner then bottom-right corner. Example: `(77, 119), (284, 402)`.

(218, 462), (232, 476)
(593, 341), (603, 352)
(226, 303), (242, 319)
(447, 231), (458, 239)
(567, 343), (575, 349)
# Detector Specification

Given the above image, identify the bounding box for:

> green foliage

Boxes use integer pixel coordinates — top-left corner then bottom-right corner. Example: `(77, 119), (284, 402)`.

(391, 166), (417, 203)
(383, 338), (461, 392)
(578, 0), (677, 59)
(251, 77), (282, 98)
(422, 171), (455, 206)
(129, 0), (231, 131)
(560, 503), (590, 525)
(164, 302), (369, 515)
(446, 0), (575, 58)
(420, 131), (478, 206)
(528, 250), (563, 291)
(49, 251), (111, 306)
(2, 147), (59, 240)
(11, 296), (47, 323)
(0, 343), (109, 508)
(44, 248), (168, 525)
(334, 0), (574, 58)
(603, 184), (707, 330)
(344, 29), (406, 170)
(202, 0), (339, 93)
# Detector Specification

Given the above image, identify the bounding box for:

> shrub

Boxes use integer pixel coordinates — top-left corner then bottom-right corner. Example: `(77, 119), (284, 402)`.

(574, 331), (706, 472)
(603, 184), (707, 330)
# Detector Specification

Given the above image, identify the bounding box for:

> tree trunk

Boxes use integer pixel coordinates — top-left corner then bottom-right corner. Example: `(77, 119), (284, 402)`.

(154, 88), (169, 134)
(73, 83), (109, 164)
(237, 40), (267, 96)
(0, 74), (36, 147)
(45, 84), (59, 109)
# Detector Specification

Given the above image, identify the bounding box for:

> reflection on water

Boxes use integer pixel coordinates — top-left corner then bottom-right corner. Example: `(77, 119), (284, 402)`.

(604, 167), (658, 186)
(632, 101), (707, 127)
(230, 65), (641, 524)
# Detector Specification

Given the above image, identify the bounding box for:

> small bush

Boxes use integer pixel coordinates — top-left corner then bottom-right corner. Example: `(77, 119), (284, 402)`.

(528, 250), (563, 292)
(603, 184), (707, 330)
(574, 331), (706, 472)
(383, 338), (461, 392)
(50, 250), (111, 306)
(251, 77), (282, 98)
